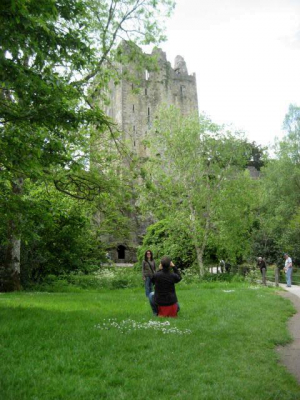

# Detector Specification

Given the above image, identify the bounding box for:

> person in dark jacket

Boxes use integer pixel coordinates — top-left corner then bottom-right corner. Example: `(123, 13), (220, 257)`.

(257, 257), (267, 285)
(149, 255), (182, 317)
(142, 250), (156, 298)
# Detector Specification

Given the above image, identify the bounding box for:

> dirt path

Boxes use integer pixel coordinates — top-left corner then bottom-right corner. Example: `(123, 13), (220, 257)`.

(277, 288), (300, 384)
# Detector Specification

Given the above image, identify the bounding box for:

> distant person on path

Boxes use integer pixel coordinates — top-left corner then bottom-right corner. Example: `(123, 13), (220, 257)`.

(225, 261), (231, 273)
(284, 253), (293, 287)
(219, 259), (225, 273)
(142, 250), (156, 298)
(106, 252), (113, 265)
(257, 257), (267, 285)
(149, 256), (182, 317)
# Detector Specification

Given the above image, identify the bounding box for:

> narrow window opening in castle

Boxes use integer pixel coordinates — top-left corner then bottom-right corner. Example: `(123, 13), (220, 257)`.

(132, 104), (135, 112)
(180, 85), (185, 97)
(117, 245), (126, 260)
(133, 126), (136, 146)
(145, 70), (149, 80)
(131, 83), (134, 90)
(147, 107), (150, 124)
(145, 88), (148, 96)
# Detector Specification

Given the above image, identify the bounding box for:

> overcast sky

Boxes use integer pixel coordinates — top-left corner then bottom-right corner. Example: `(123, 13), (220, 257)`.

(160, 0), (300, 148)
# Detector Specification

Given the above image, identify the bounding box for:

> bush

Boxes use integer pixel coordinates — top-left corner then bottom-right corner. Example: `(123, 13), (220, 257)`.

(238, 264), (253, 276)
(137, 219), (196, 269)
(180, 265), (245, 285)
(244, 268), (260, 284)
(26, 268), (143, 292)
(231, 274), (245, 283)
(26, 275), (82, 293)
(26, 264), (255, 293)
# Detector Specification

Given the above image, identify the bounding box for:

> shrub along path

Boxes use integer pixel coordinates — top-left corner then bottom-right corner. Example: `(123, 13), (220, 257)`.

(277, 286), (300, 384)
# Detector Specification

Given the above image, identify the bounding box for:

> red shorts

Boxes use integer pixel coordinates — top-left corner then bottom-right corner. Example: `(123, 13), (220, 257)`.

(158, 304), (178, 318)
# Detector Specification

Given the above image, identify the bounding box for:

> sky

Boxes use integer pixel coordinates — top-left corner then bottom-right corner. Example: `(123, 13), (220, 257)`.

(160, 0), (300, 148)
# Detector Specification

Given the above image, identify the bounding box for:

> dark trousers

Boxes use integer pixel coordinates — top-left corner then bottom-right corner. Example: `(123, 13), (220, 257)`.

(144, 276), (153, 298)
(261, 268), (266, 285)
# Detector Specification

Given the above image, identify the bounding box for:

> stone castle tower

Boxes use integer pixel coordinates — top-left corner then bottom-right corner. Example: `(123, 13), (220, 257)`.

(104, 47), (199, 263)
(105, 47), (198, 157)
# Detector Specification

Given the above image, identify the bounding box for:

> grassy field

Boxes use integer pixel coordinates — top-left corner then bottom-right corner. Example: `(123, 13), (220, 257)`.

(1, 282), (300, 400)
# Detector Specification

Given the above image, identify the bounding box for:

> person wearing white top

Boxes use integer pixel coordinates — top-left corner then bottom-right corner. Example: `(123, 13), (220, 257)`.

(284, 253), (293, 287)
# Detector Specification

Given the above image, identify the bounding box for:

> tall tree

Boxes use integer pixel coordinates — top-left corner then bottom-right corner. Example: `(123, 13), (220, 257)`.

(211, 171), (258, 263)
(141, 107), (254, 275)
(0, 0), (175, 291)
(256, 104), (300, 264)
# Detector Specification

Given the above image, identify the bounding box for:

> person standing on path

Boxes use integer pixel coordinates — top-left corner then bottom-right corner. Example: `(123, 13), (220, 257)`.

(257, 257), (267, 285)
(284, 253), (293, 287)
(142, 250), (156, 298)
(219, 259), (225, 273)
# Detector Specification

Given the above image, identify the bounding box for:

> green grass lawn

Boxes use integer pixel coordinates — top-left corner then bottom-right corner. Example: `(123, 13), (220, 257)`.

(1, 282), (300, 400)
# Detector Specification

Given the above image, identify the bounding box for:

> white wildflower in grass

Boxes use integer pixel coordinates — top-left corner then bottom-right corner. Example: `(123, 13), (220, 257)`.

(223, 290), (235, 293)
(94, 318), (191, 335)
(94, 269), (116, 279)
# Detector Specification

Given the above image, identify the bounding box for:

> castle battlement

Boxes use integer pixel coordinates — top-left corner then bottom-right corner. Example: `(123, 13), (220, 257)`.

(103, 46), (199, 158)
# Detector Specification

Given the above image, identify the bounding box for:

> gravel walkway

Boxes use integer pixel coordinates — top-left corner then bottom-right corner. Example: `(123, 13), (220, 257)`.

(277, 284), (300, 384)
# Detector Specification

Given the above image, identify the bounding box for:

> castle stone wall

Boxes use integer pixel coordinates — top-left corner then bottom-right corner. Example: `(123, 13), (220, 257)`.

(105, 47), (198, 158)
(101, 46), (199, 263)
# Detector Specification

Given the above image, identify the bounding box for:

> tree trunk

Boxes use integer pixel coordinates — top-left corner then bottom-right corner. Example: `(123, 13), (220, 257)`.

(189, 203), (210, 277)
(195, 243), (205, 277)
(0, 178), (23, 292)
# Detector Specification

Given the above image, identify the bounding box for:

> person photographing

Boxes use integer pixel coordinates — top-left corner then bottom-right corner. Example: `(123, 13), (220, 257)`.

(149, 256), (182, 317)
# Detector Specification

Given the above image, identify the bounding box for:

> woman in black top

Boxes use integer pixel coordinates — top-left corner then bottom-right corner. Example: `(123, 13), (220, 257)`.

(142, 250), (156, 298)
(149, 255), (181, 315)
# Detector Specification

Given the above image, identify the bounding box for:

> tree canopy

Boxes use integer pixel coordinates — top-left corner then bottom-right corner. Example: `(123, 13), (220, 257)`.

(0, 0), (175, 291)
(140, 107), (259, 275)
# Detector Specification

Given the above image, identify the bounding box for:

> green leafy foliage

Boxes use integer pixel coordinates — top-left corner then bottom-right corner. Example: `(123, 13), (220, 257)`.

(0, 0), (175, 290)
(254, 104), (300, 265)
(12, 183), (107, 284)
(140, 107), (259, 274)
(211, 170), (258, 263)
(0, 171), (133, 286)
(137, 219), (196, 269)
(26, 268), (143, 292)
